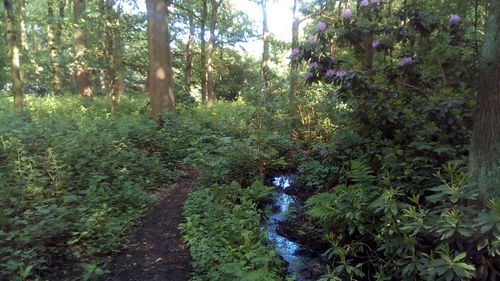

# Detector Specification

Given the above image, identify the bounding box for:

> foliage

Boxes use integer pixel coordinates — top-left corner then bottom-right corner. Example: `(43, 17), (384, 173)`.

(291, 1), (497, 280)
(176, 102), (296, 280)
(180, 181), (282, 281)
(306, 162), (499, 280)
(0, 94), (188, 280)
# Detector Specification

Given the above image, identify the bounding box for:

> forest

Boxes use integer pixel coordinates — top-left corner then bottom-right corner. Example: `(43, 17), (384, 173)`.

(0, 0), (499, 280)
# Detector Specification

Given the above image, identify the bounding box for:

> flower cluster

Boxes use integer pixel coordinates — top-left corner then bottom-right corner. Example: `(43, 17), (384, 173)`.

(371, 40), (380, 48)
(289, 48), (300, 58)
(316, 21), (327, 31)
(341, 9), (352, 19)
(449, 14), (461, 24)
(399, 56), (413, 66)
(324, 69), (348, 77)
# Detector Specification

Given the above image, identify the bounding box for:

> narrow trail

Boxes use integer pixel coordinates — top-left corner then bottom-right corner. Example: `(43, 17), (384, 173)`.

(103, 171), (195, 281)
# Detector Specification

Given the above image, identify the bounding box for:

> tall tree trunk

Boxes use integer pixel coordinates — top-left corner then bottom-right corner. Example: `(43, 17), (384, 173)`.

(206, 0), (221, 107)
(261, 0), (271, 89)
(114, 12), (124, 99)
(357, 0), (373, 72)
(469, 0), (500, 198)
(184, 0), (195, 94)
(47, 0), (62, 94)
(4, 0), (23, 114)
(56, 0), (66, 91)
(200, 0), (208, 103)
(103, 0), (116, 112)
(146, 0), (175, 116)
(290, 0), (300, 99)
(17, 0), (26, 51)
(73, 0), (93, 99)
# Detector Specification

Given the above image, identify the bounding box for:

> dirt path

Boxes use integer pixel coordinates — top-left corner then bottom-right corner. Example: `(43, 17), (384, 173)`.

(103, 172), (194, 281)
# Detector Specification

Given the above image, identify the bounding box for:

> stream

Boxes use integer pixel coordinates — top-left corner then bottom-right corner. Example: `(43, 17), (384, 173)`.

(266, 176), (325, 281)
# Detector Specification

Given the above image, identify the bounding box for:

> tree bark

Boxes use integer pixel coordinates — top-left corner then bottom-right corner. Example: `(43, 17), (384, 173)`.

(47, 0), (62, 94)
(103, 0), (117, 112)
(357, 0), (373, 72)
(4, 0), (23, 114)
(289, 0), (300, 99)
(200, 0), (208, 102)
(206, 0), (222, 107)
(146, 0), (175, 116)
(184, 0), (195, 94)
(469, 0), (500, 198)
(73, 0), (93, 99)
(113, 3), (124, 99)
(261, 0), (271, 89)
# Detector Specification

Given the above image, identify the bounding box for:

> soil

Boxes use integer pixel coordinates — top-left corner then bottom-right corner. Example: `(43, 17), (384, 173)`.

(102, 171), (195, 281)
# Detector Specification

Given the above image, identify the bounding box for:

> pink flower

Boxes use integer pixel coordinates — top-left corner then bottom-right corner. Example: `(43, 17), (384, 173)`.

(310, 62), (319, 68)
(289, 48), (300, 58)
(326, 69), (335, 76)
(319, 150), (326, 156)
(360, 0), (369, 7)
(341, 9), (353, 19)
(399, 56), (413, 66)
(449, 14), (461, 24)
(370, 0), (380, 4)
(309, 36), (318, 43)
(336, 70), (347, 77)
(304, 72), (313, 78)
(316, 21), (327, 31)
(372, 40), (380, 48)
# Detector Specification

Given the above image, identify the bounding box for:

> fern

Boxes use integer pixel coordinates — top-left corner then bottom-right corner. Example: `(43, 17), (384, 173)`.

(306, 191), (338, 222)
(349, 160), (376, 184)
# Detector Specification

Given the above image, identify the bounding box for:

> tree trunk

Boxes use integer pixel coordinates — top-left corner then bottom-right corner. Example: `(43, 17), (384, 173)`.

(146, 0), (175, 116)
(261, 0), (271, 89)
(200, 0), (208, 103)
(47, 0), (59, 93)
(113, 3), (124, 99)
(103, 0), (116, 112)
(206, 0), (221, 107)
(357, 0), (373, 72)
(184, 0), (195, 94)
(469, 0), (500, 198)
(4, 0), (23, 114)
(56, 0), (66, 91)
(47, 0), (64, 94)
(290, 0), (300, 99)
(73, 0), (93, 99)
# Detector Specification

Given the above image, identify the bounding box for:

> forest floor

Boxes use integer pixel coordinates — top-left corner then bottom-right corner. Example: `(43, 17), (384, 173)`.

(103, 170), (195, 281)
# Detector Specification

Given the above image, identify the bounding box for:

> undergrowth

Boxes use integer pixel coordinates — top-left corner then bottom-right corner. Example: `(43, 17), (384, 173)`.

(0, 94), (188, 280)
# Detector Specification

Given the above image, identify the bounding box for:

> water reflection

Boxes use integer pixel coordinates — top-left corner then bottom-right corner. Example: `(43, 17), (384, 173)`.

(272, 176), (292, 188)
(266, 176), (316, 281)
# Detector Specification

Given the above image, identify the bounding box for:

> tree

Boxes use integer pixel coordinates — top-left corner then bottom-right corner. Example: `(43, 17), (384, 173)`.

(3, 0), (23, 114)
(103, 0), (124, 114)
(47, 0), (65, 94)
(73, 0), (93, 99)
(261, 0), (270, 89)
(469, 0), (500, 198)
(206, 0), (222, 107)
(199, 0), (208, 103)
(183, 0), (196, 94)
(146, 0), (175, 116)
(290, 0), (300, 99)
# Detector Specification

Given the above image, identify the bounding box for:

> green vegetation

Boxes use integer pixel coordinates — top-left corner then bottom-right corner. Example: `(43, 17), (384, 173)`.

(0, 94), (188, 279)
(1, 0), (498, 280)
